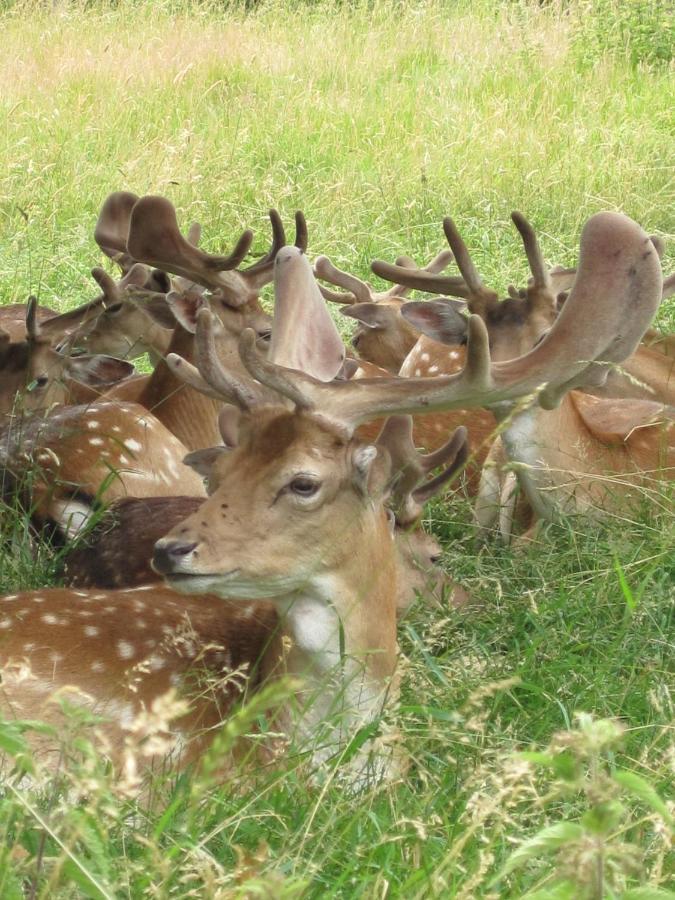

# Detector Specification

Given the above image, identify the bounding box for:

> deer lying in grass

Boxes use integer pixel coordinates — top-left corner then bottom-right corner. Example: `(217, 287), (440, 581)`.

(387, 218), (673, 540)
(0, 211), (657, 786)
(0, 297), (135, 420)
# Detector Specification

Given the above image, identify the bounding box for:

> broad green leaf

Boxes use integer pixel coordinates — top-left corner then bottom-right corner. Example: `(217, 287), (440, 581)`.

(613, 770), (674, 826)
(495, 821), (584, 879)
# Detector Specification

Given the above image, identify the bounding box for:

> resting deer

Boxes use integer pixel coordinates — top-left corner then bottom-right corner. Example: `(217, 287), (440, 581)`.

(0, 297), (135, 421)
(385, 217), (673, 539)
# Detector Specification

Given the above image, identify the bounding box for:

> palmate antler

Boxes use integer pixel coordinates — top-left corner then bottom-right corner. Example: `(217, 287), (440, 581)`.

(126, 196), (307, 306)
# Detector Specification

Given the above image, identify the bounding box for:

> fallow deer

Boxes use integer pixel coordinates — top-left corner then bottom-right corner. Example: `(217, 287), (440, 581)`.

(387, 218), (673, 539)
(0, 297), (135, 421)
(314, 249), (454, 373)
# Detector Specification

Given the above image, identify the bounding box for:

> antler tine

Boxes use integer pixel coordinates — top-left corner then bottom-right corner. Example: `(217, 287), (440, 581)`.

(25, 296), (40, 342)
(91, 266), (122, 305)
(371, 245), (470, 300)
(238, 329), (314, 410)
(412, 431), (469, 506)
(421, 425), (469, 472)
(317, 284), (357, 305)
(314, 255), (371, 303)
(382, 249), (455, 300)
(241, 209), (286, 275)
(441, 217), (498, 314)
(510, 211), (552, 294)
(294, 210), (308, 252)
(194, 309), (262, 410)
(165, 353), (228, 402)
(376, 416), (468, 524)
(94, 191), (139, 272)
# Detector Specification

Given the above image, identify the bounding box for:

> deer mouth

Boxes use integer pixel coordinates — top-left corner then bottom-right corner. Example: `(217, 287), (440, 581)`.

(163, 569), (241, 591)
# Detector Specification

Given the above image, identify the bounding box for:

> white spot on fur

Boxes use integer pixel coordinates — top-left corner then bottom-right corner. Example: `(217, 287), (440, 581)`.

(84, 626), (100, 637)
(414, 368), (421, 377)
(420, 353), (429, 362)
(87, 420), (100, 429)
(3, 594), (18, 601)
(0, 617), (11, 629)
(124, 439), (142, 453)
(41, 614), (59, 625)
(91, 661), (105, 672)
(49, 652), (64, 664)
(147, 654), (166, 671)
(33, 596), (45, 604)
(428, 365), (439, 374)
(89, 437), (104, 447)
(117, 640), (135, 660)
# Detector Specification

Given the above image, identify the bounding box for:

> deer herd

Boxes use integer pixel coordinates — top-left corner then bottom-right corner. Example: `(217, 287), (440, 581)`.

(0, 192), (672, 786)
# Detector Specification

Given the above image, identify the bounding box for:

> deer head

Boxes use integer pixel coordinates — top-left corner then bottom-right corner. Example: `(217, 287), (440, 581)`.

(314, 249), (454, 372)
(0, 298), (135, 419)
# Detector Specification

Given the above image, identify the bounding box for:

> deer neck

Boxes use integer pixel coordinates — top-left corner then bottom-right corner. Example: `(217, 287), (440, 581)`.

(267, 509), (400, 780)
(139, 325), (222, 450)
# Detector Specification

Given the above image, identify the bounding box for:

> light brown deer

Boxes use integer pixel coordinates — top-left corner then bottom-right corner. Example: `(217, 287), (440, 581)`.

(314, 249), (454, 372)
(387, 219), (673, 540)
(0, 297), (135, 420)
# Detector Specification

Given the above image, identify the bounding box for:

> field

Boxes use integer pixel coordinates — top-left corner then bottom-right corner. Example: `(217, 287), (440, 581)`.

(0, 1), (674, 897)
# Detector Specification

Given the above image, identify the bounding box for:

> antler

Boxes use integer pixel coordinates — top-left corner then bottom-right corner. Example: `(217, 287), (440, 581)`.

(371, 212), (561, 317)
(315, 249), (454, 306)
(127, 196), (307, 305)
(232, 212), (662, 426)
(94, 191), (140, 273)
(376, 416), (468, 525)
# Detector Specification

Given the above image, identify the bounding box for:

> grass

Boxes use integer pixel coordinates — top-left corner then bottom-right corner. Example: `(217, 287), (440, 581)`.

(0, 0), (674, 897)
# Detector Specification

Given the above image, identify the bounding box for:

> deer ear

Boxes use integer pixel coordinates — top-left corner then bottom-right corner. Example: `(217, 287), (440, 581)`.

(270, 247), (345, 382)
(165, 290), (207, 333)
(401, 299), (469, 344)
(183, 446), (230, 479)
(139, 295), (177, 330)
(571, 393), (668, 443)
(351, 444), (379, 496)
(340, 303), (396, 330)
(67, 354), (136, 387)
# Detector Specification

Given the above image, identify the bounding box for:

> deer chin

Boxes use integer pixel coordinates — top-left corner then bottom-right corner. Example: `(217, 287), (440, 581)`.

(163, 570), (241, 596)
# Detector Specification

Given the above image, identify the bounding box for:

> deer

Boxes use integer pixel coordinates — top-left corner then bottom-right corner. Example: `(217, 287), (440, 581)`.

(382, 217), (673, 540)
(0, 244), (486, 783)
(142, 212), (659, 774)
(0, 297), (136, 421)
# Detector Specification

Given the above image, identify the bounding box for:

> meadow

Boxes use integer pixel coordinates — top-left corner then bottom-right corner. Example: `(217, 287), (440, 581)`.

(0, 0), (673, 896)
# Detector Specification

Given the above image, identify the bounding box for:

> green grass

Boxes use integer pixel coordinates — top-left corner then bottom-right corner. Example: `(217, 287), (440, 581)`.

(0, 1), (674, 897)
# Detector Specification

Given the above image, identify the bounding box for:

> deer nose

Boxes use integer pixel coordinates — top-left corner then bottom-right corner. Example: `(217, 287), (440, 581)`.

(152, 540), (198, 575)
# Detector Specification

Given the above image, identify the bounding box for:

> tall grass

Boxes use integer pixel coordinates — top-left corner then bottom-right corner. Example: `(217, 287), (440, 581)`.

(0, 1), (673, 896)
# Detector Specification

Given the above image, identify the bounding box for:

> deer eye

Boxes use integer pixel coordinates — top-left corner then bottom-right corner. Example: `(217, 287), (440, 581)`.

(28, 374), (49, 391)
(289, 477), (320, 498)
(106, 303), (124, 314)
